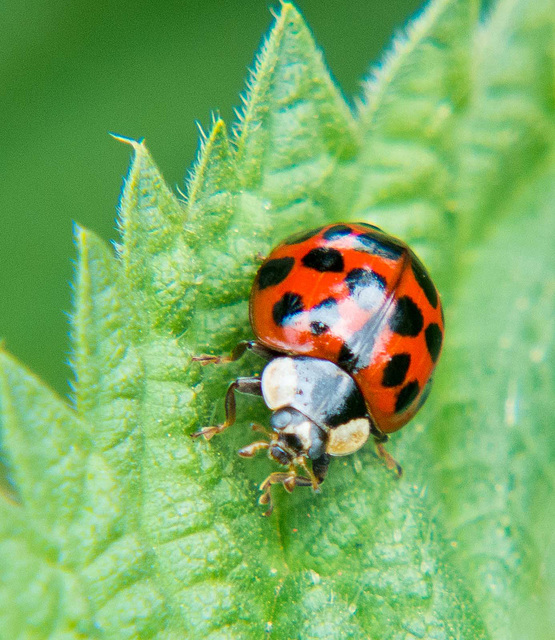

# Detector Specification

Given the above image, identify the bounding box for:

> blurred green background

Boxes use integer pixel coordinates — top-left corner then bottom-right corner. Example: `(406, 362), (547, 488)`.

(0, 0), (421, 397)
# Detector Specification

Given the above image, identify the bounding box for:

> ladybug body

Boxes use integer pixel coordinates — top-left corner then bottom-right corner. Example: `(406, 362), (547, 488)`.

(193, 223), (444, 514)
(251, 223), (444, 434)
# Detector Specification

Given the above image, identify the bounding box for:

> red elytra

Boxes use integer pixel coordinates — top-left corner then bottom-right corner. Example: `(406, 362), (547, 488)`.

(249, 223), (444, 433)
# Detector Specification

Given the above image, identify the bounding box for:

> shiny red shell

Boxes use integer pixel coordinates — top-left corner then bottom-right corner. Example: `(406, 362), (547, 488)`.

(249, 223), (444, 433)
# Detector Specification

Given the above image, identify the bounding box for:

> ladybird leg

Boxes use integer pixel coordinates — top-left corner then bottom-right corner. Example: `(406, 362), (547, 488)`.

(192, 340), (254, 365)
(192, 340), (277, 365)
(258, 470), (312, 516)
(191, 376), (261, 440)
(363, 414), (401, 475)
(375, 442), (403, 477)
(369, 420), (389, 444)
(367, 419), (401, 475)
(296, 456), (320, 491)
(237, 440), (270, 458)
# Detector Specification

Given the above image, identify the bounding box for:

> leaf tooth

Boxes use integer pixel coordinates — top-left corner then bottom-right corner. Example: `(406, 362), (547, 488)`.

(234, 2), (359, 193)
(186, 118), (238, 223)
(114, 137), (199, 330)
(115, 136), (185, 280)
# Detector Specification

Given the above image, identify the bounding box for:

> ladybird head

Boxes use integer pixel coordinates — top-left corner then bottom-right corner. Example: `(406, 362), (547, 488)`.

(268, 407), (327, 465)
(261, 355), (372, 456)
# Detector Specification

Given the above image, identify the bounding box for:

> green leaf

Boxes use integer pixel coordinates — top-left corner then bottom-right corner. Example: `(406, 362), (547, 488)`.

(1, 1), (553, 638)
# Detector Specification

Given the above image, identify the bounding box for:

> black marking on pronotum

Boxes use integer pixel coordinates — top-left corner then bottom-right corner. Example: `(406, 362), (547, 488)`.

(272, 292), (304, 326)
(395, 380), (420, 413)
(322, 224), (352, 241)
(283, 226), (324, 245)
(382, 353), (411, 388)
(326, 384), (367, 428)
(302, 247), (344, 272)
(425, 323), (443, 363)
(257, 257), (295, 290)
(411, 255), (438, 308)
(353, 232), (404, 261)
(337, 343), (359, 373)
(389, 296), (424, 337)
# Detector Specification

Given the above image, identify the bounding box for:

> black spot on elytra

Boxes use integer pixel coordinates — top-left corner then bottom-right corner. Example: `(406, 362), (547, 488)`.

(416, 377), (433, 411)
(389, 296), (424, 337)
(337, 343), (359, 373)
(257, 257), (295, 290)
(322, 225), (353, 241)
(411, 255), (438, 308)
(313, 297), (338, 311)
(345, 268), (386, 294)
(425, 323), (443, 363)
(283, 227), (324, 245)
(382, 353), (411, 388)
(395, 380), (420, 413)
(357, 222), (384, 232)
(309, 297), (340, 335)
(310, 321), (328, 335)
(345, 268), (387, 311)
(353, 232), (404, 261)
(302, 247), (344, 272)
(272, 292), (304, 326)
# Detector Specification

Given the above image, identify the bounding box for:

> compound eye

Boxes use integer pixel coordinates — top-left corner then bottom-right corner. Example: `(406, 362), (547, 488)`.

(270, 409), (294, 431)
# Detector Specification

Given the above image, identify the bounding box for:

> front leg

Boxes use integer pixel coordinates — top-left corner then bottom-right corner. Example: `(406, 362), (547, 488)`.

(192, 340), (278, 365)
(258, 470), (313, 517)
(191, 376), (261, 440)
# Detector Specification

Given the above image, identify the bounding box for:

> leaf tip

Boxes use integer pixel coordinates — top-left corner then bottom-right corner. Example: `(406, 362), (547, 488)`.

(73, 223), (101, 258)
(109, 132), (145, 150)
(267, 1), (309, 47)
(276, 1), (303, 23)
(110, 133), (150, 170)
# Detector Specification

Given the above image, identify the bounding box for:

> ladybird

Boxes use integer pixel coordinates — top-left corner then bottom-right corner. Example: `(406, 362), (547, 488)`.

(193, 223), (444, 514)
